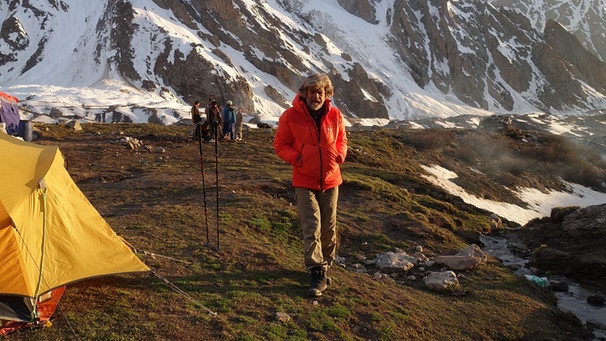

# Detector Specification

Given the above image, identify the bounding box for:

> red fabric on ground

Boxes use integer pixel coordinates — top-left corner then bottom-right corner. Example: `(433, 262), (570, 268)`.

(0, 286), (66, 336)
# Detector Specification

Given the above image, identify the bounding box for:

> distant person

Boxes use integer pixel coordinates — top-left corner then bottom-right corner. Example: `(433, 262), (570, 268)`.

(235, 108), (244, 141)
(191, 100), (202, 140)
(222, 100), (237, 140)
(205, 99), (222, 142)
(200, 120), (211, 142)
(273, 73), (348, 297)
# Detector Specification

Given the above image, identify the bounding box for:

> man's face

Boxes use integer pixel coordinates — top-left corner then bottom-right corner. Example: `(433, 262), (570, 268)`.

(305, 86), (326, 111)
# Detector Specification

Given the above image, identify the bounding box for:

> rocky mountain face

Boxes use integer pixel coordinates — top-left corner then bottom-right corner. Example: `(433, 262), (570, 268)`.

(1, 0), (606, 121)
(491, 0), (606, 63)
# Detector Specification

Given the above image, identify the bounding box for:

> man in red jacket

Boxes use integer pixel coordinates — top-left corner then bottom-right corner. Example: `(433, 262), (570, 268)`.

(274, 73), (348, 297)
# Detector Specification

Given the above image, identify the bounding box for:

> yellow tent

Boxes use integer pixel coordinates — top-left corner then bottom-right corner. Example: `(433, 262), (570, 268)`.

(0, 132), (149, 320)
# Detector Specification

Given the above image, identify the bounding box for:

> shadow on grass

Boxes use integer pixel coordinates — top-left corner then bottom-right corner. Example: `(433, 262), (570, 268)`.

(151, 269), (310, 298)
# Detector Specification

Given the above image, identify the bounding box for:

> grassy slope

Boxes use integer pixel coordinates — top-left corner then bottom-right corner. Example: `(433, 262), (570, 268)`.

(12, 123), (599, 341)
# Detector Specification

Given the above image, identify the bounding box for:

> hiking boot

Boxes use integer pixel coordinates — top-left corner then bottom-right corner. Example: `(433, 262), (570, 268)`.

(308, 266), (329, 297)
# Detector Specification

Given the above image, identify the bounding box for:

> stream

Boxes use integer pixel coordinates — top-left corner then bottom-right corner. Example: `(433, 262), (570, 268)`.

(480, 234), (606, 340)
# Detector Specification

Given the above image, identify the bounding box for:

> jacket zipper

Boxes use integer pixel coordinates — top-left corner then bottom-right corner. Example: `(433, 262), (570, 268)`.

(317, 116), (324, 192)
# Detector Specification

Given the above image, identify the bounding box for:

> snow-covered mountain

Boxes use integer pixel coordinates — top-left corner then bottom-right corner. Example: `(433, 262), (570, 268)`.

(490, 0), (606, 63)
(1, 0), (606, 125)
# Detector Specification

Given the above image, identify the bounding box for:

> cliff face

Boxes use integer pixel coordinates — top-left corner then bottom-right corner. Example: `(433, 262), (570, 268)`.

(491, 0), (606, 63)
(1, 0), (606, 122)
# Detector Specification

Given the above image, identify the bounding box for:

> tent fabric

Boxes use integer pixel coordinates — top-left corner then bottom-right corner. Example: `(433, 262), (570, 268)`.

(0, 92), (19, 135)
(0, 286), (66, 324)
(0, 133), (149, 300)
(0, 286), (65, 335)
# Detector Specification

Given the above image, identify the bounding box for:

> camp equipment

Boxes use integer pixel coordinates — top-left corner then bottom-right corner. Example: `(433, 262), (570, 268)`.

(214, 123), (220, 250)
(0, 133), (149, 334)
(0, 92), (20, 136)
(198, 123), (210, 245)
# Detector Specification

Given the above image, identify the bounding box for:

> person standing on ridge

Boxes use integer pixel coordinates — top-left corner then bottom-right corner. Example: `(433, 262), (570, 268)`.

(191, 100), (201, 140)
(222, 100), (237, 141)
(235, 108), (244, 141)
(205, 99), (222, 142)
(274, 73), (348, 297)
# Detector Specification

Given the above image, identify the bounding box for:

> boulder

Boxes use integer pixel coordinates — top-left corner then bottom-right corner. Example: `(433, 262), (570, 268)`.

(65, 120), (82, 131)
(375, 251), (416, 273)
(435, 244), (487, 271)
(424, 271), (459, 290)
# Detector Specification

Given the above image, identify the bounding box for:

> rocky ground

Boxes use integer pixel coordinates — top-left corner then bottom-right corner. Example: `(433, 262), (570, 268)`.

(513, 205), (606, 293)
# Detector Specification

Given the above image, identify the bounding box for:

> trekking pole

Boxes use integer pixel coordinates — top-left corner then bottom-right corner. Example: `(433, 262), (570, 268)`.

(198, 123), (210, 246)
(214, 122), (220, 250)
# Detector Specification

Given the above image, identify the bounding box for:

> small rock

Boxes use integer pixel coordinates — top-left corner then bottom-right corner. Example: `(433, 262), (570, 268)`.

(275, 312), (291, 323)
(350, 263), (367, 273)
(547, 280), (568, 292)
(587, 295), (605, 306)
(363, 259), (376, 266)
(424, 271), (459, 290)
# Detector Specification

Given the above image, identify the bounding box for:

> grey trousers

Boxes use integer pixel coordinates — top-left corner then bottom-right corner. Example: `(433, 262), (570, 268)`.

(295, 187), (339, 271)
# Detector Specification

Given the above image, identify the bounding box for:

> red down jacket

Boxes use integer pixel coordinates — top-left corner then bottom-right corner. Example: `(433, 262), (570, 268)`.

(274, 94), (348, 191)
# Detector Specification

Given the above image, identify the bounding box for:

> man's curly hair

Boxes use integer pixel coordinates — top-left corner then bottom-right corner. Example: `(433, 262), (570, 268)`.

(298, 73), (334, 98)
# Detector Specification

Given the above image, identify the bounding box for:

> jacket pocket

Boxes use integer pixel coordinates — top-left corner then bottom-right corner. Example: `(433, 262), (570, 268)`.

(295, 144), (321, 178)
